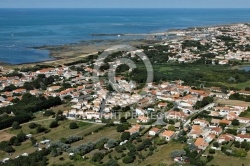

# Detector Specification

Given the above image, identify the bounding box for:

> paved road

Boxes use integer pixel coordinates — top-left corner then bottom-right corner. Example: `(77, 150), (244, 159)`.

(183, 103), (215, 127)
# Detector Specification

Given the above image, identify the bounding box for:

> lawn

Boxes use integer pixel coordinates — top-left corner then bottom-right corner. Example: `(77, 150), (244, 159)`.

(208, 151), (250, 166)
(138, 142), (185, 166)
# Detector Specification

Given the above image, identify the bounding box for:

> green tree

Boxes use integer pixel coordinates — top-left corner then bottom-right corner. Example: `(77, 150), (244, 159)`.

(28, 123), (37, 129)
(209, 149), (215, 154)
(232, 119), (240, 126)
(49, 121), (59, 128)
(12, 121), (21, 130)
(69, 122), (79, 129)
(121, 132), (130, 141)
(17, 132), (26, 142)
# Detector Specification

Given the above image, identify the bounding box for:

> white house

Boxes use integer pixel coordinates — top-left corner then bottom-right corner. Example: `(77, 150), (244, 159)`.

(235, 134), (250, 142)
(148, 127), (160, 136)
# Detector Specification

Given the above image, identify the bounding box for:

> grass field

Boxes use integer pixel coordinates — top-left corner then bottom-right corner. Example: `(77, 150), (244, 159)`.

(207, 151), (250, 166)
(138, 142), (185, 166)
(216, 99), (250, 107)
(152, 63), (250, 90)
(0, 119), (104, 160)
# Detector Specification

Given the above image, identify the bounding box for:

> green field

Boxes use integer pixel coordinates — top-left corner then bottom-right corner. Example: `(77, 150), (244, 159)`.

(207, 151), (250, 166)
(138, 142), (185, 166)
(0, 119), (105, 160)
(152, 63), (250, 90)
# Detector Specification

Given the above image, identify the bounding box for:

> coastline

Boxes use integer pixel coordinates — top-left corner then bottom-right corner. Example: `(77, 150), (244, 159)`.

(1, 22), (249, 69)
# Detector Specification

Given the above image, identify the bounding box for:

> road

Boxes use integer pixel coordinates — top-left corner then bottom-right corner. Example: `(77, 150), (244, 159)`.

(183, 103), (215, 127)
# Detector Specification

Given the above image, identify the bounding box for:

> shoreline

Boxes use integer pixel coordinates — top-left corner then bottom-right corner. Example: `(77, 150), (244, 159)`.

(1, 22), (249, 69)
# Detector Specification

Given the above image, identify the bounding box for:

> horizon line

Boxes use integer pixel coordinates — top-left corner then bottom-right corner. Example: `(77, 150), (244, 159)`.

(1, 7), (250, 9)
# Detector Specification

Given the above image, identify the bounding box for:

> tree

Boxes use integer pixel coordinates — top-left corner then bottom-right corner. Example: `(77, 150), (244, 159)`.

(49, 121), (59, 128)
(121, 132), (130, 141)
(232, 119), (240, 126)
(28, 123), (37, 129)
(209, 149), (215, 154)
(105, 139), (118, 149)
(30, 137), (37, 145)
(120, 117), (127, 123)
(9, 136), (19, 146)
(17, 132), (26, 142)
(92, 152), (105, 162)
(12, 121), (21, 130)
(115, 145), (126, 153)
(213, 142), (219, 148)
(69, 122), (78, 129)
(168, 125), (176, 131)
(116, 123), (129, 132)
(4, 146), (15, 153)
(170, 150), (186, 158)
(122, 155), (135, 164)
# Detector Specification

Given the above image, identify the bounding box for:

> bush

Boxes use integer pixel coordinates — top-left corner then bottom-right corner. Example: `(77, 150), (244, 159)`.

(213, 142), (219, 148)
(49, 121), (59, 128)
(92, 152), (105, 162)
(115, 145), (126, 153)
(232, 119), (240, 126)
(122, 155), (135, 164)
(28, 123), (37, 129)
(69, 122), (79, 129)
(12, 121), (21, 130)
(121, 132), (130, 141)
(209, 149), (215, 154)
(17, 132), (27, 142)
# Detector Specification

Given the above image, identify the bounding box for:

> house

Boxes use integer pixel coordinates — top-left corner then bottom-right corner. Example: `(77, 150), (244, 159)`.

(217, 134), (235, 143)
(192, 118), (209, 127)
(47, 86), (61, 92)
(226, 112), (237, 121)
(187, 125), (203, 139)
(160, 130), (175, 141)
(194, 138), (209, 151)
(158, 102), (167, 108)
(210, 118), (220, 127)
(237, 117), (250, 124)
(148, 127), (160, 136)
(125, 124), (142, 135)
(210, 127), (223, 136)
(135, 108), (145, 116)
(235, 134), (250, 142)
(166, 110), (187, 121)
(137, 115), (150, 123)
(205, 134), (216, 143)
(219, 119), (231, 126)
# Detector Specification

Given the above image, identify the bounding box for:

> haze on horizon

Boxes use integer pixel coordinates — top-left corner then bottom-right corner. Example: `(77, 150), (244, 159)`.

(1, 0), (250, 8)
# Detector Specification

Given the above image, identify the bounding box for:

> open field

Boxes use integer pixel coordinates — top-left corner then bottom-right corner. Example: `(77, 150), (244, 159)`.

(153, 63), (250, 90)
(0, 119), (105, 160)
(208, 151), (250, 166)
(72, 126), (120, 146)
(216, 99), (250, 107)
(138, 142), (185, 166)
(0, 131), (14, 142)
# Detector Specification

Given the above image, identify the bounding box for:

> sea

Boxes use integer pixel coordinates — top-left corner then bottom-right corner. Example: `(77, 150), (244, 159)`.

(1, 8), (250, 64)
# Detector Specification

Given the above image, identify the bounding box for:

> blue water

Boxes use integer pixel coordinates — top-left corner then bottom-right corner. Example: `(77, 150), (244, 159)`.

(1, 8), (250, 64)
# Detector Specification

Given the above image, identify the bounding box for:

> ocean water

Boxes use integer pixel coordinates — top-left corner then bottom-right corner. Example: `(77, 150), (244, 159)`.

(1, 8), (250, 64)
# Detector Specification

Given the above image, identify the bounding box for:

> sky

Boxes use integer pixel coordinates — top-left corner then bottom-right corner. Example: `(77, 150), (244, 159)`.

(0, 0), (250, 8)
